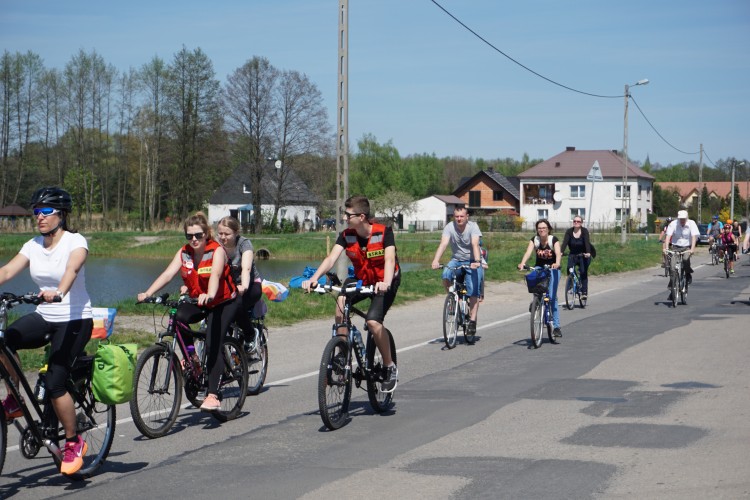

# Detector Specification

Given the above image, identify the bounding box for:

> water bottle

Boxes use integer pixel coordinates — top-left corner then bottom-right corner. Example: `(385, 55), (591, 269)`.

(352, 327), (366, 358)
(34, 365), (48, 403)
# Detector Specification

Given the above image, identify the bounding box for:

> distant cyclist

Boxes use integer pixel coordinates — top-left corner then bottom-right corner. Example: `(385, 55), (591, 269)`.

(663, 210), (699, 295)
(707, 215), (724, 260)
(560, 216), (593, 300)
(719, 224), (738, 274)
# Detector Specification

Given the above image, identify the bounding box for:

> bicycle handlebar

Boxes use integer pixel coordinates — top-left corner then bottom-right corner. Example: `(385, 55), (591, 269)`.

(0, 291), (61, 306)
(436, 264), (473, 270)
(520, 264), (552, 271)
(137, 293), (200, 308)
(310, 283), (375, 295)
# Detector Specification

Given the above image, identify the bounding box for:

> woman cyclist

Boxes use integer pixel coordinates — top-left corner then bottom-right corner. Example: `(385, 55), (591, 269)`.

(0, 187), (92, 475)
(719, 223), (738, 274)
(518, 219), (563, 337)
(137, 212), (239, 412)
(560, 216), (593, 300)
(216, 216), (263, 349)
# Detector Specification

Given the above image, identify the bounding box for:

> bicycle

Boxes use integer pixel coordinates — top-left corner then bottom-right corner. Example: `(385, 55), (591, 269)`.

(130, 294), (248, 439)
(312, 279), (396, 430)
(228, 300), (269, 395)
(522, 266), (559, 348)
(564, 254), (587, 310)
(723, 244), (736, 279)
(665, 249), (688, 307)
(439, 264), (474, 348)
(0, 292), (115, 479)
(709, 240), (720, 266)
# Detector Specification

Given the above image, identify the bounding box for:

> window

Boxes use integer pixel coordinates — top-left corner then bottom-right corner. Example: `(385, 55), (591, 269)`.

(304, 209), (311, 219)
(492, 191), (503, 201)
(570, 185), (585, 199)
(615, 208), (630, 222)
(616, 185), (631, 198)
(638, 184), (643, 200)
(242, 183), (251, 194)
(646, 186), (651, 201)
(537, 209), (548, 219)
(280, 208), (287, 219)
(469, 191), (481, 207)
(570, 208), (585, 220)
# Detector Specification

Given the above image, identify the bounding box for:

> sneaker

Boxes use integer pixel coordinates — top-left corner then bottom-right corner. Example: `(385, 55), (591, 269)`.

(668, 292), (673, 302)
(553, 327), (562, 337)
(581, 293), (588, 301)
(731, 269), (735, 274)
(2, 395), (23, 420)
(380, 365), (398, 393)
(686, 274), (692, 285)
(200, 393), (221, 411)
(466, 320), (477, 344)
(60, 435), (88, 475)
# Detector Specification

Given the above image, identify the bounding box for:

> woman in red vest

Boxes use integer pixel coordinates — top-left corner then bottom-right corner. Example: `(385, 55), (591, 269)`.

(302, 196), (401, 393)
(137, 212), (239, 412)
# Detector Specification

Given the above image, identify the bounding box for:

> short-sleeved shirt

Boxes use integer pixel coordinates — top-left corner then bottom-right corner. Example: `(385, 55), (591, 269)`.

(225, 235), (260, 285)
(666, 220), (700, 247)
(19, 231), (92, 323)
(441, 221), (482, 261)
(533, 235), (559, 267)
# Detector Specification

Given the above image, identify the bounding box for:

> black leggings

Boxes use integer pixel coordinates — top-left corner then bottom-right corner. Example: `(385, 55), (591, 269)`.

(4, 313), (92, 399)
(234, 282), (263, 340)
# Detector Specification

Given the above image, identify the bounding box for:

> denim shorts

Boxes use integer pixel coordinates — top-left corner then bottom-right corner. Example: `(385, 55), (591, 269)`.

(442, 259), (484, 297)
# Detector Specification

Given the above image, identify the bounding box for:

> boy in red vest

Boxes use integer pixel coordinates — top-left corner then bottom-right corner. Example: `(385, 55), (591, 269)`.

(302, 196), (400, 392)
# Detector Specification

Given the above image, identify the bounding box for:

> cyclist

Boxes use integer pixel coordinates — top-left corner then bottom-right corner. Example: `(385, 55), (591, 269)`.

(707, 215), (724, 261)
(216, 216), (263, 350)
(663, 210), (699, 300)
(0, 187), (92, 475)
(431, 205), (483, 341)
(517, 219), (563, 337)
(137, 212), (239, 412)
(301, 196), (400, 392)
(719, 224), (738, 274)
(658, 217), (673, 269)
(731, 220), (742, 258)
(560, 215), (593, 300)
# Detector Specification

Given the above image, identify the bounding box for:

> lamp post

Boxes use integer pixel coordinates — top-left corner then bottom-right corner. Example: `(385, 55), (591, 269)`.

(621, 78), (649, 244)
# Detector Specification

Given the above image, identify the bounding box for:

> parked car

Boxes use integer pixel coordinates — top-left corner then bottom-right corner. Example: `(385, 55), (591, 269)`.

(697, 223), (710, 245)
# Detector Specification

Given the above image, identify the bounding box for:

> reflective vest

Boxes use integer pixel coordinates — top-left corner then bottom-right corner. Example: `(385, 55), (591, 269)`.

(181, 239), (236, 307)
(344, 223), (399, 285)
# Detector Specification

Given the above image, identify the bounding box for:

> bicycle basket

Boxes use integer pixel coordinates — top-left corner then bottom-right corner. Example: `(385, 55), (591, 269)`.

(525, 268), (550, 294)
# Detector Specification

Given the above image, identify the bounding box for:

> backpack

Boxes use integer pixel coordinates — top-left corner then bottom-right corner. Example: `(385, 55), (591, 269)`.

(91, 341), (137, 405)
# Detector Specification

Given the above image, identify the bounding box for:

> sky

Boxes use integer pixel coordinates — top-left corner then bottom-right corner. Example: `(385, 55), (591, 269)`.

(2, 0), (749, 169)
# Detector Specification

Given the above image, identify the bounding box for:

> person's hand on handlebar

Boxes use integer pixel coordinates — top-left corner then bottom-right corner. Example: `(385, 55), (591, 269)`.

(431, 260), (441, 270)
(517, 263), (526, 270)
(301, 279), (317, 293)
(374, 281), (391, 295)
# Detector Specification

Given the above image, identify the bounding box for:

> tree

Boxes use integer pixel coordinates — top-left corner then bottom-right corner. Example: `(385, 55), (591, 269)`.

(652, 184), (681, 216)
(371, 190), (416, 228)
(349, 134), (401, 198)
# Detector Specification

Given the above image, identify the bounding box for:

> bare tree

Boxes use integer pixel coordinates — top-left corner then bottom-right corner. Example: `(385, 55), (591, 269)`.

(138, 56), (168, 226)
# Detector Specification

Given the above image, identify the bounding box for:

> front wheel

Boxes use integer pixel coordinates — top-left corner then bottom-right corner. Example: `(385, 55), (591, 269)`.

(670, 271), (678, 308)
(725, 256), (730, 278)
(565, 276), (575, 310)
(130, 344), (183, 439)
(66, 390), (116, 480)
(0, 410), (6, 476)
(529, 296), (543, 348)
(367, 328), (397, 413)
(318, 336), (352, 430)
(442, 293), (458, 349)
(680, 272), (688, 305)
(211, 336), (249, 423)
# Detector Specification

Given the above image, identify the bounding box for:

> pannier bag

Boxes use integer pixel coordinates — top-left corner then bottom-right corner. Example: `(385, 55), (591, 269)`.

(91, 341), (137, 405)
(525, 268), (550, 294)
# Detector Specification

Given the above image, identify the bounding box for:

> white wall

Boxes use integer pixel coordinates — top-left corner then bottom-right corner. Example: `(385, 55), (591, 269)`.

(208, 203), (317, 228)
(405, 197), (448, 231)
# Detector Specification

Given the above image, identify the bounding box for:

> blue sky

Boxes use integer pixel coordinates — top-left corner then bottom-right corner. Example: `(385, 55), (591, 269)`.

(2, 0), (748, 168)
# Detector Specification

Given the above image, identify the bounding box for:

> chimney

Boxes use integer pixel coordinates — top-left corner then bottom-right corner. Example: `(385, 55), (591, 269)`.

(555, 162), (561, 168)
(566, 146), (575, 151)
(487, 167), (494, 173)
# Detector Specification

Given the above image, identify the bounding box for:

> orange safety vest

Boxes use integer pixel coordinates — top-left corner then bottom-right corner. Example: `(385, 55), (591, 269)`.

(344, 223), (399, 285)
(181, 239), (236, 307)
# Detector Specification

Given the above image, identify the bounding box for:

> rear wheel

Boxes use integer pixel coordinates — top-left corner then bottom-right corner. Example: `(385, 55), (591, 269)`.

(0, 410), (6, 475)
(366, 328), (396, 413)
(529, 296), (543, 348)
(318, 336), (351, 430)
(211, 336), (249, 423)
(565, 276), (575, 310)
(130, 344), (183, 439)
(245, 326), (269, 395)
(442, 293), (458, 349)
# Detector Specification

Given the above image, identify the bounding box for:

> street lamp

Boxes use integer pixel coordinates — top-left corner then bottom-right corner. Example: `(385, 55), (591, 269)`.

(730, 160), (745, 222)
(621, 78), (649, 244)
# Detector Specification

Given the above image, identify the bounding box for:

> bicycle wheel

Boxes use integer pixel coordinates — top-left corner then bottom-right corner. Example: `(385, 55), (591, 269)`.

(366, 328), (397, 413)
(246, 326), (268, 395)
(212, 336), (249, 423)
(66, 387), (116, 480)
(712, 247), (719, 265)
(565, 276), (575, 310)
(318, 335), (352, 430)
(670, 271), (678, 308)
(546, 306), (556, 345)
(0, 411), (6, 476)
(578, 285), (586, 309)
(130, 343), (183, 439)
(680, 271), (688, 305)
(529, 296), (543, 348)
(725, 254), (730, 278)
(442, 293), (459, 349)
(462, 297), (476, 345)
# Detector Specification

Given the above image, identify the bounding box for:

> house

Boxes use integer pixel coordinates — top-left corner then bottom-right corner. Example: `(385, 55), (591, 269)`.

(208, 162), (319, 229)
(401, 194), (465, 231)
(517, 147), (655, 230)
(452, 168), (521, 215)
(657, 181), (750, 208)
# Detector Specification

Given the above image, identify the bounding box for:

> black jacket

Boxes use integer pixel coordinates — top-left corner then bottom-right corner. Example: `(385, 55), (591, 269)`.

(560, 226), (593, 256)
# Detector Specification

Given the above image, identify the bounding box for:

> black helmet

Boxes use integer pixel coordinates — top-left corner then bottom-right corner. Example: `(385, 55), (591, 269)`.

(30, 187), (72, 212)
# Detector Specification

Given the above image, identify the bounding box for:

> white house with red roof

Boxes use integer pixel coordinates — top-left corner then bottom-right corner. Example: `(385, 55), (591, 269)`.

(517, 147), (655, 230)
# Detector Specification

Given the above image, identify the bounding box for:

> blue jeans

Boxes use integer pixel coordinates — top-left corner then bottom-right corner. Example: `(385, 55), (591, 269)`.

(442, 259), (484, 297)
(547, 268), (561, 328)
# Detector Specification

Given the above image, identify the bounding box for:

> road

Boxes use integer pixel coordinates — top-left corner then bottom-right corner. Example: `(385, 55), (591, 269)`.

(2, 248), (749, 499)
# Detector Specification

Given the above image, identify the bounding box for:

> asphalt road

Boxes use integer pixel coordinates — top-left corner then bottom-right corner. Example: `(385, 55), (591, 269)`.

(2, 248), (749, 499)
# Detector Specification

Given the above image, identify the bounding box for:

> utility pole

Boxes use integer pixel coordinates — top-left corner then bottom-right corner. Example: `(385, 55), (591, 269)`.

(621, 84), (629, 245)
(335, 0), (349, 279)
(697, 144), (703, 222)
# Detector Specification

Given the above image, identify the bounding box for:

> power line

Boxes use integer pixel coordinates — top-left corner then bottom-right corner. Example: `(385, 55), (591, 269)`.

(429, 0), (621, 99)
(629, 95), (700, 156)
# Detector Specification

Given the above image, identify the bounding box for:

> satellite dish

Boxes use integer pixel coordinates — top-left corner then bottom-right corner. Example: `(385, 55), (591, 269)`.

(274, 160), (282, 169)
(552, 192), (562, 202)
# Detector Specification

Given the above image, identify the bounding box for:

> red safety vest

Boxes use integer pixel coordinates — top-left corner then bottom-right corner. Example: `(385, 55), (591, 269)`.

(181, 239), (236, 307)
(344, 223), (399, 285)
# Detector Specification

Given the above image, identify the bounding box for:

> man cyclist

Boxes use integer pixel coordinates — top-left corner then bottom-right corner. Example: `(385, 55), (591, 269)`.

(431, 205), (483, 343)
(302, 196), (400, 392)
(663, 210), (699, 300)
(707, 215), (724, 261)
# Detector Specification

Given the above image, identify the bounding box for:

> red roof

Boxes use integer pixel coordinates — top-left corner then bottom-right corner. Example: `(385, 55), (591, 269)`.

(517, 147), (654, 180)
(657, 181), (750, 199)
(0, 204), (31, 216)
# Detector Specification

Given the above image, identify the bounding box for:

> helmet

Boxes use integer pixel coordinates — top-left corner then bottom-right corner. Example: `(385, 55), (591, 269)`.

(712, 215), (719, 220)
(666, 217), (673, 222)
(30, 187), (72, 212)
(726, 219), (733, 225)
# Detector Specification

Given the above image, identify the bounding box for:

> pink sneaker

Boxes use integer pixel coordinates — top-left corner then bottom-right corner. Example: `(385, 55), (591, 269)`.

(199, 393), (220, 412)
(60, 435), (88, 475)
(2, 395), (23, 419)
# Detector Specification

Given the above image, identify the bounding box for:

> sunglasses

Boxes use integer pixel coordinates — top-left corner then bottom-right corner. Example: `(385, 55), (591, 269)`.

(573, 220), (582, 223)
(185, 232), (205, 240)
(344, 212), (361, 219)
(33, 207), (60, 217)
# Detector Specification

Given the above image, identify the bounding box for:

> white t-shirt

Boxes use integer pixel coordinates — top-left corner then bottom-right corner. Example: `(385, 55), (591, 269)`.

(19, 232), (93, 322)
(666, 219), (700, 248)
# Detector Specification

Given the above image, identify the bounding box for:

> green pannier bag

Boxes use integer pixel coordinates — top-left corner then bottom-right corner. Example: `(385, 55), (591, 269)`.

(91, 341), (137, 405)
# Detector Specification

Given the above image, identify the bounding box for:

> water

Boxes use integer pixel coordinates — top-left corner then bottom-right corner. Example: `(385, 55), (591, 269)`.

(0, 257), (424, 306)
